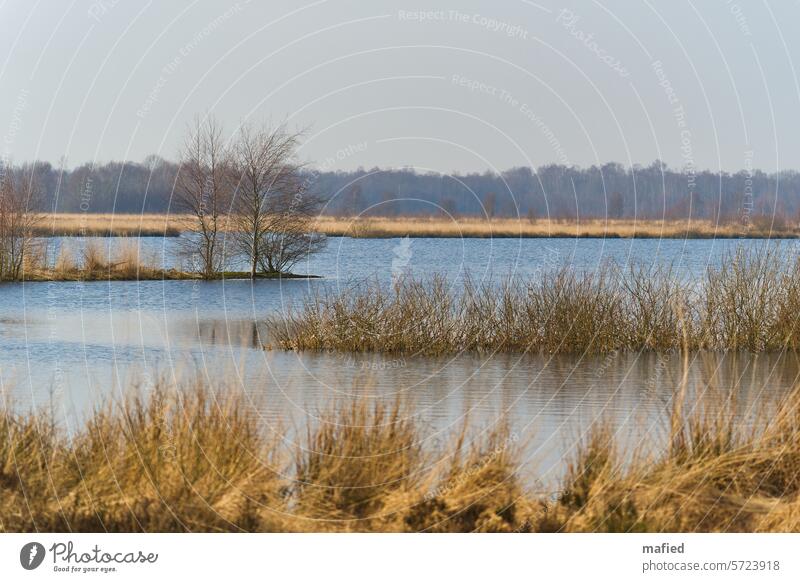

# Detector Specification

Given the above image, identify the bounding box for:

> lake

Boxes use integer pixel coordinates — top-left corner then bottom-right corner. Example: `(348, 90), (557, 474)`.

(2, 235), (798, 489)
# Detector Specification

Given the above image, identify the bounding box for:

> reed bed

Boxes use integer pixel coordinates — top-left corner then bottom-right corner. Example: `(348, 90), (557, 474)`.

(270, 247), (800, 355)
(28, 240), (174, 281)
(2, 375), (800, 532)
(37, 214), (185, 237)
(41, 214), (800, 239)
(543, 376), (800, 533)
(313, 216), (797, 239)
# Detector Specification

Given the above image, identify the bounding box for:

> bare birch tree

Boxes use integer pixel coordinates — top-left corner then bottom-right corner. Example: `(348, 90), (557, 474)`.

(175, 116), (232, 279)
(0, 164), (42, 281)
(230, 123), (325, 276)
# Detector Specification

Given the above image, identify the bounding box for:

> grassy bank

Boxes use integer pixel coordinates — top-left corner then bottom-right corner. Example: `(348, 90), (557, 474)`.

(39, 213), (800, 239)
(269, 248), (800, 355)
(2, 376), (800, 532)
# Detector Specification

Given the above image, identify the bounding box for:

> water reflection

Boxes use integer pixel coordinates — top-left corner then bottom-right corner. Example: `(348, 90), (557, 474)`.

(176, 318), (269, 349)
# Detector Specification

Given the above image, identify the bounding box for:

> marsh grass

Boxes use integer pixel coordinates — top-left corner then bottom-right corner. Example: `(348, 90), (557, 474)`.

(39, 214), (800, 239)
(81, 240), (106, 277)
(19, 239), (187, 282)
(15, 239), (315, 282)
(270, 272), (630, 355)
(53, 244), (77, 276)
(39, 213), (184, 237)
(292, 397), (424, 526)
(701, 247), (800, 350)
(271, 246), (800, 355)
(0, 381), (527, 532)
(45, 240), (162, 281)
(0, 385), (285, 532)
(315, 216), (800, 239)
(3, 375), (800, 532)
(76, 239), (165, 280)
(541, 362), (800, 533)
(413, 424), (526, 532)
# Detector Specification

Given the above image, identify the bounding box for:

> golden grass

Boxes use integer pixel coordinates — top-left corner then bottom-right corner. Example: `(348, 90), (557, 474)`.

(269, 247), (800, 355)
(0, 385), (285, 532)
(543, 376), (800, 533)
(0, 381), (526, 532)
(38, 213), (800, 239)
(312, 216), (798, 239)
(36, 213), (189, 237)
(2, 374), (800, 532)
(21, 240), (182, 282)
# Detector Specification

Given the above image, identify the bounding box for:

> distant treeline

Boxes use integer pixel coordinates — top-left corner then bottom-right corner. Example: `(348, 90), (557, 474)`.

(17, 158), (798, 222)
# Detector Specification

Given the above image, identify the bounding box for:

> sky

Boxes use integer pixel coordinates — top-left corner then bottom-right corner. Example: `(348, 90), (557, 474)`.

(0, 0), (798, 174)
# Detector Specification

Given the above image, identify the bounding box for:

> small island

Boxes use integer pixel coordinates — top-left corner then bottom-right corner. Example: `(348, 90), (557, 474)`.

(10, 240), (321, 282)
(0, 118), (325, 284)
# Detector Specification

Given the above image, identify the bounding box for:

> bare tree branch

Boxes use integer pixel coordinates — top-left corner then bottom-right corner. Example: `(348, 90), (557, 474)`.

(230, 122), (326, 276)
(175, 115), (233, 279)
(0, 163), (43, 281)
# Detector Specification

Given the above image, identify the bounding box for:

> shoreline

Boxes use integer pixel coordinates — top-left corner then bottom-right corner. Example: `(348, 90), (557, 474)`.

(36, 213), (800, 239)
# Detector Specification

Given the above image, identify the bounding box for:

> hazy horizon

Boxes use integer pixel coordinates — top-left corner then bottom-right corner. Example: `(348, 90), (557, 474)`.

(1, 1), (799, 176)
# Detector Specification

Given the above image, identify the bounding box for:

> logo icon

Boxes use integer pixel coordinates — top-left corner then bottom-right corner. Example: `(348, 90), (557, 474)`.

(20, 542), (46, 570)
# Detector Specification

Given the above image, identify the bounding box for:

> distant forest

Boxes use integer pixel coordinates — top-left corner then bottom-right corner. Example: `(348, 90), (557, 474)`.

(17, 157), (798, 223)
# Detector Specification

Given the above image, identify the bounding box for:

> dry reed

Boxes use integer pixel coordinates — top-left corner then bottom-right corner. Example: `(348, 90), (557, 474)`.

(38, 214), (184, 237)
(20, 239), (175, 282)
(3, 373), (800, 532)
(312, 216), (799, 239)
(270, 247), (800, 355)
(39, 214), (800, 239)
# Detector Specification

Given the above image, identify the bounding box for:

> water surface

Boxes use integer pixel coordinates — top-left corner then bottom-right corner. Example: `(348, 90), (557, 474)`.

(3, 236), (798, 485)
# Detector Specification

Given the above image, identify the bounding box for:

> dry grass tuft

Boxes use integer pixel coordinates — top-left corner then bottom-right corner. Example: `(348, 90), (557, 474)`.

(17, 239), (170, 282)
(0, 384), (285, 532)
(292, 397), (423, 526)
(0, 381), (530, 533)
(4, 373), (800, 532)
(54, 244), (77, 275)
(81, 240), (107, 277)
(409, 425), (526, 532)
(539, 372), (800, 532)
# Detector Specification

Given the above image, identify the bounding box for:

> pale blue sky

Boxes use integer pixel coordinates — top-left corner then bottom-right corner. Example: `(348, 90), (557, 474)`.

(1, 0), (798, 173)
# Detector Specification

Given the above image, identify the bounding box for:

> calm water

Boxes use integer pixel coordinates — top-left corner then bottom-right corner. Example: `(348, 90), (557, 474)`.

(2, 236), (798, 484)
